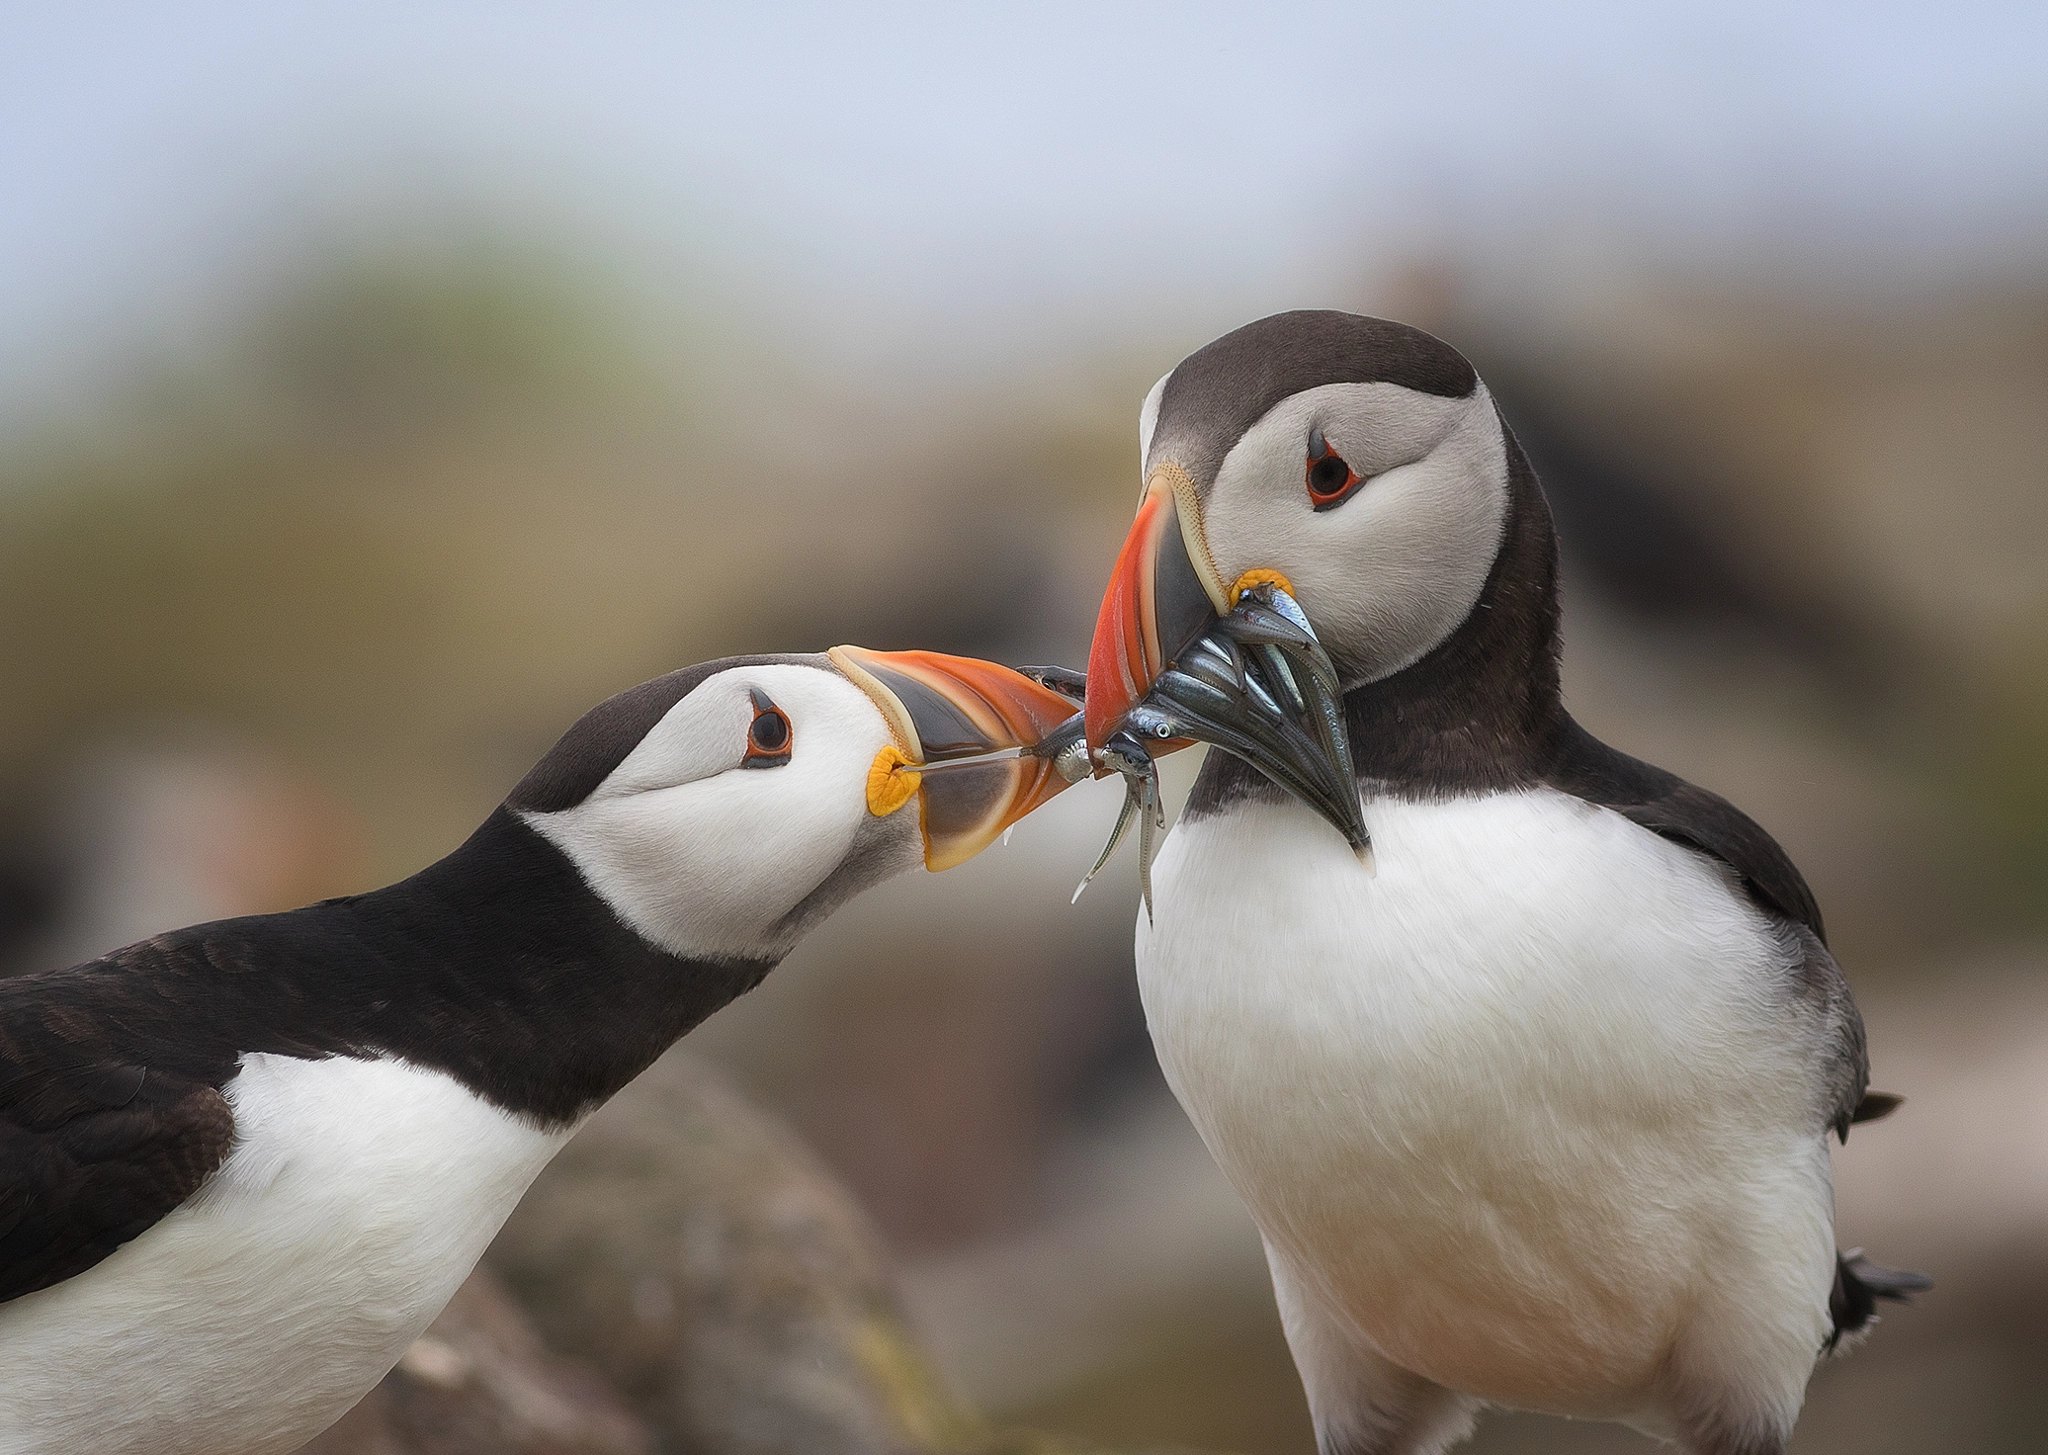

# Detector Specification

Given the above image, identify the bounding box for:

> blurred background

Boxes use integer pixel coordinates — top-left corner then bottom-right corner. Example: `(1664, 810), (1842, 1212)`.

(3, 4), (2045, 1452)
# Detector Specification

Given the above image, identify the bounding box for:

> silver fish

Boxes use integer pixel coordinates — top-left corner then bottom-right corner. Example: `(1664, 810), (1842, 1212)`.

(1076, 583), (1371, 914)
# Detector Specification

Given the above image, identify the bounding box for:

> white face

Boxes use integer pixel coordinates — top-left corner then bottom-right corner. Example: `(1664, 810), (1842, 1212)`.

(1191, 380), (1510, 686)
(1137, 370), (1170, 469)
(521, 664), (921, 962)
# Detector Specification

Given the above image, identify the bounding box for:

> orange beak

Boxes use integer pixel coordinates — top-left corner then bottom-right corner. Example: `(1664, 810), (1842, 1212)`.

(1083, 465), (1371, 859)
(1084, 463), (1231, 751)
(830, 646), (1085, 871)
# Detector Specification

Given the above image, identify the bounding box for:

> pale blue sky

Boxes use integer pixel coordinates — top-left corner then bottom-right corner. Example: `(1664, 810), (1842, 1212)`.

(3, 2), (2044, 406)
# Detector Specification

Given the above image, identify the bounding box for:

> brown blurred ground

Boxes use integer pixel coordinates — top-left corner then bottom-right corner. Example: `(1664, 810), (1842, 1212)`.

(1, 236), (2042, 1451)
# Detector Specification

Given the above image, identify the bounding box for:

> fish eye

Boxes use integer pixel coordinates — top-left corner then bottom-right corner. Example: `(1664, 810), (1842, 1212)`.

(742, 689), (793, 768)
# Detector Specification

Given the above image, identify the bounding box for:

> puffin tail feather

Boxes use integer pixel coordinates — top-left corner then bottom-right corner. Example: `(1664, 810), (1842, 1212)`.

(1825, 1249), (1932, 1353)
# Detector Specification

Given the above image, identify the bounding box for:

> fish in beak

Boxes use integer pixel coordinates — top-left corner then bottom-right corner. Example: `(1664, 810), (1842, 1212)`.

(830, 646), (1090, 871)
(1082, 465), (1370, 898)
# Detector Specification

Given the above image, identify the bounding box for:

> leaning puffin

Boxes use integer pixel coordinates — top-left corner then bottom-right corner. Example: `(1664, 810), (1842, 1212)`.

(1081, 311), (1926, 1455)
(0, 647), (1083, 1455)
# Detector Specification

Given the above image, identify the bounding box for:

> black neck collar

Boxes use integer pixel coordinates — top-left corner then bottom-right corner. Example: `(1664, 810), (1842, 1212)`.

(1188, 419), (1568, 815)
(1341, 420), (1567, 794)
(23, 808), (774, 1128)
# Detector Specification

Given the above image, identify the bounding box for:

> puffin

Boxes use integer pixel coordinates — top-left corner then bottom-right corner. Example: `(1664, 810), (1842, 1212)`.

(1079, 311), (1927, 1455)
(0, 646), (1085, 1455)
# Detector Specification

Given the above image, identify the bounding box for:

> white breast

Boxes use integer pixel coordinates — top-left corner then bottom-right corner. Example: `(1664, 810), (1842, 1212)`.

(1138, 788), (1837, 1418)
(0, 1054), (571, 1455)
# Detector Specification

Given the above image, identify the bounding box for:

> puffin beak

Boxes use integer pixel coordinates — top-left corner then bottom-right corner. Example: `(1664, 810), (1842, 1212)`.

(1083, 464), (1370, 855)
(1084, 464), (1232, 751)
(829, 646), (1089, 871)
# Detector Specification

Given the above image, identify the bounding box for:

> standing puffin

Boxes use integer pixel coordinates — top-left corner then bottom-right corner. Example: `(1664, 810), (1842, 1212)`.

(0, 647), (1084, 1455)
(1081, 311), (1926, 1455)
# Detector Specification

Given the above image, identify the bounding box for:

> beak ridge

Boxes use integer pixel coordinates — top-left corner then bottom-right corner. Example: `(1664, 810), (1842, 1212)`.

(1084, 464), (1228, 749)
(1081, 467), (1370, 855)
(831, 646), (1084, 871)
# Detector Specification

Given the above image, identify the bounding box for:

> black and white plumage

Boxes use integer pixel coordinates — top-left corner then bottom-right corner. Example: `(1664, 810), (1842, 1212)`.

(0, 649), (1080, 1455)
(1082, 312), (1926, 1455)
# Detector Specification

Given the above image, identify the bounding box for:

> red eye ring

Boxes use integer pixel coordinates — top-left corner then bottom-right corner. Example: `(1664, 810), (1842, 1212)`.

(742, 690), (793, 768)
(1305, 426), (1364, 510)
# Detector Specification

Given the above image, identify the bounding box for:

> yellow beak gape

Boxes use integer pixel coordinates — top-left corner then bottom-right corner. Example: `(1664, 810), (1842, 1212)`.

(865, 745), (921, 817)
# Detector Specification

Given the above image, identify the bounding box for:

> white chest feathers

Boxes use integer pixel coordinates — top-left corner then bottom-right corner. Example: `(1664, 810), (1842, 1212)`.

(1137, 789), (1838, 1417)
(0, 1054), (571, 1455)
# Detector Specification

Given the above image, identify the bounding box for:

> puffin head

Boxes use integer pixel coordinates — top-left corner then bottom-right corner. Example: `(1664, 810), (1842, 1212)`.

(1085, 310), (1523, 848)
(510, 649), (1083, 962)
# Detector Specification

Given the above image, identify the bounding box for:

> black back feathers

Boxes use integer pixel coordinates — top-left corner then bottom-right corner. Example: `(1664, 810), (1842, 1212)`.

(1152, 311), (1479, 493)
(506, 656), (799, 814)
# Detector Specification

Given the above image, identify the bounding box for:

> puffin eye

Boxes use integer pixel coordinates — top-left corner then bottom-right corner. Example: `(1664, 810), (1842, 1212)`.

(742, 689), (793, 768)
(1305, 427), (1364, 510)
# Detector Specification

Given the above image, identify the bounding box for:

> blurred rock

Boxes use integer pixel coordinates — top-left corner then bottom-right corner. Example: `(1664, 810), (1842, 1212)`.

(300, 1265), (653, 1455)
(783, 951), (1131, 1250)
(487, 1051), (983, 1453)
(485, 1051), (1208, 1455)
(899, 1088), (1271, 1417)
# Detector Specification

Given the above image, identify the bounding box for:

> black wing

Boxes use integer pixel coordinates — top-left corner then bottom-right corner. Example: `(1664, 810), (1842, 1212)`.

(1545, 718), (1887, 1140)
(1548, 718), (1928, 1335)
(1547, 719), (1824, 939)
(0, 993), (237, 1304)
